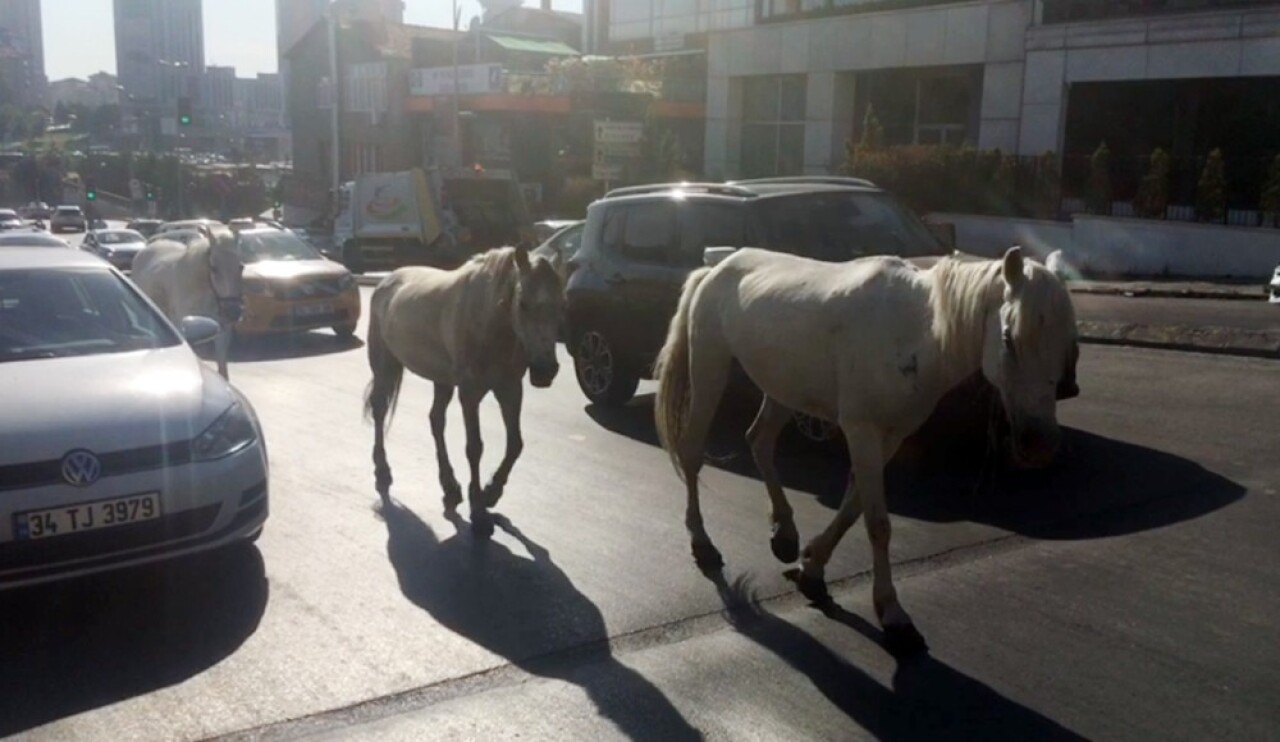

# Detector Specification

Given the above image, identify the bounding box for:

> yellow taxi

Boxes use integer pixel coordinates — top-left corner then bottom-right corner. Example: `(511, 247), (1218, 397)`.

(234, 227), (362, 337)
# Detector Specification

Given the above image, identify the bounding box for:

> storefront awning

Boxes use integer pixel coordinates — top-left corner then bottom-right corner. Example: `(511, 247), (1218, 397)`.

(485, 34), (579, 56)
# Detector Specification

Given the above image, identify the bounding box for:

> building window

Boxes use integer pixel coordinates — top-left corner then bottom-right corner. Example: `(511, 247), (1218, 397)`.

(344, 62), (387, 115)
(741, 75), (806, 178)
(914, 75), (970, 145)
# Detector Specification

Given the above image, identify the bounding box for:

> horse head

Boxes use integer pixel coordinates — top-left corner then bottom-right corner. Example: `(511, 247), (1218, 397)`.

(510, 244), (564, 388)
(200, 225), (245, 324)
(982, 246), (1079, 469)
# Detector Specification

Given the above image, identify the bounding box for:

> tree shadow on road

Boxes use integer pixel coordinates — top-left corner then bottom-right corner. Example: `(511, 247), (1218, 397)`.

(0, 545), (268, 736)
(379, 501), (702, 741)
(586, 396), (1245, 542)
(709, 572), (1085, 740)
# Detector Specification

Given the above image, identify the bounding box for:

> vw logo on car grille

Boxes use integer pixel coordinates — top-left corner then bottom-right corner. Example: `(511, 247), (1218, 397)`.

(61, 450), (102, 487)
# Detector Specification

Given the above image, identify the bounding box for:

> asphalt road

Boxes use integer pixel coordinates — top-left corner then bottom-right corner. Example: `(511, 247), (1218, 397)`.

(2, 285), (1277, 740)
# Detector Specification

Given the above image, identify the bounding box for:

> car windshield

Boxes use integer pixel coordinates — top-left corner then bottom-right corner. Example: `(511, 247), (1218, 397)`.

(56, 208), (81, 215)
(238, 230), (322, 262)
(97, 230), (145, 245)
(755, 192), (945, 260)
(0, 233), (68, 247)
(0, 268), (181, 362)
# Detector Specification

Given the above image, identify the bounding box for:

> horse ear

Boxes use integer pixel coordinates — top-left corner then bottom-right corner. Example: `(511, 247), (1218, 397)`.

(1002, 246), (1026, 290)
(514, 243), (531, 273)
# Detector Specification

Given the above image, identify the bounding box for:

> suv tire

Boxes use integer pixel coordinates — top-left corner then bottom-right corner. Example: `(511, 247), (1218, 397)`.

(573, 329), (639, 407)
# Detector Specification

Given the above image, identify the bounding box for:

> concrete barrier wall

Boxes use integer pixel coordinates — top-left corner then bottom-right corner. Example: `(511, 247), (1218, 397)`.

(928, 212), (1280, 279)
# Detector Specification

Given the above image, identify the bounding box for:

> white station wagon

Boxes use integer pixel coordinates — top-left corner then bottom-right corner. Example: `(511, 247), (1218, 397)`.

(0, 248), (268, 589)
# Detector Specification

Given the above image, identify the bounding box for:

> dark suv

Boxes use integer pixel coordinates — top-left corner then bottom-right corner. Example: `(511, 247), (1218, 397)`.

(565, 178), (949, 407)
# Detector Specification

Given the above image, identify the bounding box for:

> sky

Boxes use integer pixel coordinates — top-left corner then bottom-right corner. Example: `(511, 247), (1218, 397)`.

(44, 0), (584, 82)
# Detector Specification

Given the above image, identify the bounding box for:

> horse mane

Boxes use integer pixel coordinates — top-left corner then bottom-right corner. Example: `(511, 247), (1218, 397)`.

(928, 256), (1004, 377)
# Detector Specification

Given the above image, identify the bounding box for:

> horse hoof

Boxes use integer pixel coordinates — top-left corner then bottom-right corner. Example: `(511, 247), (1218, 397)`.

(882, 623), (929, 658)
(691, 542), (724, 571)
(471, 512), (495, 539)
(770, 525), (800, 564)
(785, 568), (832, 606)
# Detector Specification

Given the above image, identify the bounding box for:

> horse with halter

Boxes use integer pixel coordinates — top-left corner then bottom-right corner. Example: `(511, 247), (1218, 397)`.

(131, 225), (245, 379)
(364, 245), (564, 534)
(654, 246), (1079, 654)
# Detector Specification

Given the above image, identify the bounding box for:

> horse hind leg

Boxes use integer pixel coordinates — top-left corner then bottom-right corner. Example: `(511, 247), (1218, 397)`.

(679, 340), (733, 570)
(747, 396), (800, 564)
(366, 333), (404, 502)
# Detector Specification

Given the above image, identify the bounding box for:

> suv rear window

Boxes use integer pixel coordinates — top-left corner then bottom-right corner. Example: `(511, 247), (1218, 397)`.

(678, 202), (744, 267)
(754, 192), (941, 261)
(619, 202), (677, 265)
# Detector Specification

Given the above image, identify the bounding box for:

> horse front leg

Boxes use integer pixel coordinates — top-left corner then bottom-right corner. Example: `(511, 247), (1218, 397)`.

(430, 383), (463, 514)
(458, 386), (492, 537)
(214, 322), (231, 379)
(482, 379), (524, 509)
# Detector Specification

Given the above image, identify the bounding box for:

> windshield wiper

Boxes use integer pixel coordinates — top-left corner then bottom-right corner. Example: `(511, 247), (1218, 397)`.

(0, 349), (59, 363)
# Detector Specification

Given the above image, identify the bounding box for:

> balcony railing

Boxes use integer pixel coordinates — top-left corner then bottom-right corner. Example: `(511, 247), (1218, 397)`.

(1041, 0), (1277, 24)
(757, 0), (968, 23)
(445, 70), (707, 104)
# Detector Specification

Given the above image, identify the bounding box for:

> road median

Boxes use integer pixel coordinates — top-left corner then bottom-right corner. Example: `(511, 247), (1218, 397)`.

(1077, 320), (1280, 360)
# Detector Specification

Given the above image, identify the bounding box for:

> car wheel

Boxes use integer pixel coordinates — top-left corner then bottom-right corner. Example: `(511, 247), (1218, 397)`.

(334, 323), (357, 339)
(793, 412), (841, 445)
(574, 330), (639, 407)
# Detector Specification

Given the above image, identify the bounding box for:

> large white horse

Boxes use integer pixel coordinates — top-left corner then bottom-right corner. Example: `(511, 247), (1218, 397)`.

(131, 225), (245, 379)
(364, 245), (564, 534)
(654, 246), (1078, 654)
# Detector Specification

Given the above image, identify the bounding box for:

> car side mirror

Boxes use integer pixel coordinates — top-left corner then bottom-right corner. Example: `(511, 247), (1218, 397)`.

(180, 316), (221, 346)
(703, 246), (738, 267)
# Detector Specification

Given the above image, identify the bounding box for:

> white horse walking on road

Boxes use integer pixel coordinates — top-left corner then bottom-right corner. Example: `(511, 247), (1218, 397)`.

(654, 246), (1078, 654)
(131, 225), (245, 379)
(364, 245), (564, 534)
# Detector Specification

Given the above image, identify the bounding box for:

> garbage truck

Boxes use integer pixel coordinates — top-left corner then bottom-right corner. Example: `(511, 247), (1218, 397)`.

(334, 168), (533, 273)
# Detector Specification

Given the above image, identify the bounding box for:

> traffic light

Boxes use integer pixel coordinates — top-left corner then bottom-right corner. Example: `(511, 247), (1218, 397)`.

(177, 97), (193, 127)
(146, 185), (157, 201)
(86, 188), (97, 201)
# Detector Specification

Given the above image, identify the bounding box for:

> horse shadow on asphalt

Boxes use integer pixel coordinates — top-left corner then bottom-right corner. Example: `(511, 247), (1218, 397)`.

(708, 572), (1085, 740)
(378, 501), (702, 741)
(0, 545), (268, 737)
(585, 394), (1245, 542)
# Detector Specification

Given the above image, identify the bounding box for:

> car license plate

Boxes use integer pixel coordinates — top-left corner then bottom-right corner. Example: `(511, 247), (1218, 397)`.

(294, 302), (332, 318)
(15, 493), (162, 541)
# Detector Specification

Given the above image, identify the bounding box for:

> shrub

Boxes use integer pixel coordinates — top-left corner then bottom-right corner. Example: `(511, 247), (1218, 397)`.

(843, 105), (884, 175)
(993, 150), (1018, 214)
(1195, 148), (1227, 223)
(1134, 148), (1172, 219)
(1034, 151), (1061, 220)
(1087, 142), (1112, 215)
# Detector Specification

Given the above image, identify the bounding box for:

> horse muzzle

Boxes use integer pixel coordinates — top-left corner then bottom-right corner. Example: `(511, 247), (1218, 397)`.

(528, 360), (560, 389)
(1010, 422), (1061, 470)
(218, 297), (244, 324)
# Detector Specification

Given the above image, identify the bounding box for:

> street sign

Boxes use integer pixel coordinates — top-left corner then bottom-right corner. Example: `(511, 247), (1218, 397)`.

(595, 142), (644, 160)
(410, 64), (504, 96)
(593, 163), (623, 182)
(130, 178), (143, 200)
(593, 121), (644, 145)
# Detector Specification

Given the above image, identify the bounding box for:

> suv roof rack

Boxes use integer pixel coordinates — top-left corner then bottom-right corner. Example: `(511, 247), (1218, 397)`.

(728, 176), (877, 188)
(604, 182), (758, 199)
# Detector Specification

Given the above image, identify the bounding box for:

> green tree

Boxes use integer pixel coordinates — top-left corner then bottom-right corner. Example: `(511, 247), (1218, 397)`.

(53, 101), (70, 126)
(1195, 148), (1227, 223)
(1134, 148), (1172, 219)
(1087, 142), (1112, 215)
(993, 150), (1018, 212)
(1260, 154), (1280, 228)
(843, 104), (884, 175)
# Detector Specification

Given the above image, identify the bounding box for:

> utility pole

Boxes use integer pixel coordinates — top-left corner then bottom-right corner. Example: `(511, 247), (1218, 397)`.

(328, 6), (342, 199)
(452, 0), (462, 172)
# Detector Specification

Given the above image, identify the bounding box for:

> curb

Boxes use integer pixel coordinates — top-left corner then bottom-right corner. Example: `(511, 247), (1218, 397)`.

(1077, 320), (1280, 360)
(1069, 286), (1267, 302)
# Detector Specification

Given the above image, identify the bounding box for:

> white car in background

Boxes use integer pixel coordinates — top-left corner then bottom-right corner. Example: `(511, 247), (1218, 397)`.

(1269, 265), (1280, 304)
(0, 248), (269, 589)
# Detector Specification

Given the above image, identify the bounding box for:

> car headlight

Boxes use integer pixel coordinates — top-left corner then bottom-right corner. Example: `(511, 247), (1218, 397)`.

(337, 273), (356, 290)
(193, 402), (257, 461)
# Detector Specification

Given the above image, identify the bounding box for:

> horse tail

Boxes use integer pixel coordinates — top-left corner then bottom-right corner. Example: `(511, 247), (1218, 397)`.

(363, 306), (404, 430)
(654, 266), (712, 479)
